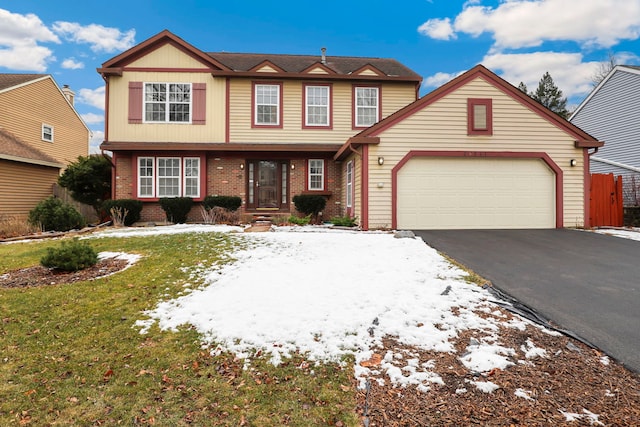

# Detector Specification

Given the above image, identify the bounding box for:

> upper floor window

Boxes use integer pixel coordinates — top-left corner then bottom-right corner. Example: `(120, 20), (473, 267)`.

(144, 83), (191, 123)
(253, 83), (281, 127)
(308, 159), (325, 191)
(42, 124), (53, 142)
(304, 85), (330, 127)
(467, 98), (493, 136)
(354, 86), (380, 128)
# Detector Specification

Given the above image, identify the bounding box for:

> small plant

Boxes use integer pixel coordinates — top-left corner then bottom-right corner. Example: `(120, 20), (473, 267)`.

(40, 238), (98, 272)
(330, 215), (358, 227)
(159, 197), (193, 224)
(28, 196), (86, 232)
(0, 214), (39, 239)
(203, 195), (242, 212)
(288, 214), (311, 226)
(292, 194), (326, 224)
(109, 207), (129, 227)
(102, 199), (143, 226)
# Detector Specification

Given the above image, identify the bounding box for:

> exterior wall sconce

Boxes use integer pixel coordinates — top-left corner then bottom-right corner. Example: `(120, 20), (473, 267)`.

(377, 156), (384, 166)
(291, 163), (295, 170)
(239, 163), (244, 170)
(570, 159), (577, 167)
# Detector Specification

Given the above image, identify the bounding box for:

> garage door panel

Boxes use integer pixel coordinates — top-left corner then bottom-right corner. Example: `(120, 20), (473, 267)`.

(397, 157), (555, 229)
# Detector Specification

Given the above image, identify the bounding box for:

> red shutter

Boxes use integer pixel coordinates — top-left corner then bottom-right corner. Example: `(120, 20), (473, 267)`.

(192, 83), (206, 125)
(128, 82), (143, 124)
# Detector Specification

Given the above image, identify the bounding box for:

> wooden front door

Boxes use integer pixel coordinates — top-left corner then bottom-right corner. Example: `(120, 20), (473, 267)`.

(247, 160), (289, 210)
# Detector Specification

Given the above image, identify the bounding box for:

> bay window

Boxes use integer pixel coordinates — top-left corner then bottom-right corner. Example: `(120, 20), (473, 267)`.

(137, 156), (201, 199)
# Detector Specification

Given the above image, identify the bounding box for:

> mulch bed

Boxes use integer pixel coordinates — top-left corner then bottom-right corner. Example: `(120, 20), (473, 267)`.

(0, 257), (129, 288)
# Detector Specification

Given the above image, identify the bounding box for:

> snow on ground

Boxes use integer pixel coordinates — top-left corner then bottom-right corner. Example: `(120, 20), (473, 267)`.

(88, 224), (545, 391)
(592, 227), (640, 242)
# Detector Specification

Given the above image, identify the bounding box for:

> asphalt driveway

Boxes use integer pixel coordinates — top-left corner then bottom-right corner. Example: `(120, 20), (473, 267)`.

(413, 229), (640, 373)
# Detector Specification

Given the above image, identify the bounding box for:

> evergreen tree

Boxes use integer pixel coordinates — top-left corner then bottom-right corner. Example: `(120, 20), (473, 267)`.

(517, 81), (528, 93)
(58, 154), (112, 216)
(531, 71), (569, 119)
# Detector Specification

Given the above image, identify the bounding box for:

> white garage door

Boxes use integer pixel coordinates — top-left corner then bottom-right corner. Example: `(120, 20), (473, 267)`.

(397, 157), (555, 229)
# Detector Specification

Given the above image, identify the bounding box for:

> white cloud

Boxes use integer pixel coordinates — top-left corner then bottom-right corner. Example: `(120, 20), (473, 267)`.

(81, 112), (104, 125)
(451, 0), (640, 50)
(52, 22), (135, 53)
(481, 52), (599, 100)
(0, 8), (59, 71)
(77, 86), (105, 110)
(417, 18), (456, 40)
(423, 71), (462, 88)
(89, 130), (105, 154)
(61, 57), (84, 69)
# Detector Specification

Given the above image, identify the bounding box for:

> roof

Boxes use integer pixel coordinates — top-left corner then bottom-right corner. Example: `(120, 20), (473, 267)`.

(0, 128), (64, 168)
(207, 52), (421, 79)
(335, 64), (602, 160)
(0, 74), (48, 92)
(99, 30), (421, 83)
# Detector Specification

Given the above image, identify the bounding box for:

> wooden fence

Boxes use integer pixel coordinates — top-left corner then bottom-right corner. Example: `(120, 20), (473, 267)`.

(590, 173), (623, 227)
(52, 183), (98, 223)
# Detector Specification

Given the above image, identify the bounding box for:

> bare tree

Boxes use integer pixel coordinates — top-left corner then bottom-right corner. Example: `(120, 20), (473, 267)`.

(591, 51), (617, 87)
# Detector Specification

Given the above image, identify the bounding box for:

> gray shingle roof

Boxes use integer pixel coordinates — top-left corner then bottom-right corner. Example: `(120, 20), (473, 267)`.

(0, 74), (47, 91)
(0, 128), (62, 167)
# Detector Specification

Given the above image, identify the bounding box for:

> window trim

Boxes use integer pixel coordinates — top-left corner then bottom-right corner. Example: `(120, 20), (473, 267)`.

(303, 83), (332, 129)
(307, 159), (325, 191)
(467, 98), (493, 136)
(42, 123), (53, 142)
(134, 154), (205, 201)
(143, 82), (192, 124)
(353, 85), (381, 129)
(346, 160), (354, 211)
(252, 81), (283, 128)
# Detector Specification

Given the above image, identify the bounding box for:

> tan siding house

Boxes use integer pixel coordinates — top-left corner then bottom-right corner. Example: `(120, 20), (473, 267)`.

(0, 75), (90, 219)
(99, 30), (421, 222)
(335, 65), (602, 229)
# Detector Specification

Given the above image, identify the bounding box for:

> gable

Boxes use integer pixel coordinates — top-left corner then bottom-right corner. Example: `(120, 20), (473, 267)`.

(128, 43), (213, 69)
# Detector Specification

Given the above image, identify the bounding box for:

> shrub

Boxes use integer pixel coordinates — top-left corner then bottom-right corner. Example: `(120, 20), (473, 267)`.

(159, 197), (193, 224)
(330, 216), (358, 227)
(28, 196), (86, 232)
(288, 214), (311, 226)
(203, 195), (242, 212)
(40, 238), (98, 272)
(57, 154), (112, 217)
(292, 195), (326, 223)
(102, 199), (143, 226)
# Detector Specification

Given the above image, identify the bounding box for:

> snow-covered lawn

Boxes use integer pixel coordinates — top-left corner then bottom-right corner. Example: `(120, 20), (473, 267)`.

(89, 224), (558, 393)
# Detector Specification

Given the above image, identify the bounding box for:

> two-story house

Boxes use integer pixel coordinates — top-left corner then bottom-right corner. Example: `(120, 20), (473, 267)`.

(0, 74), (90, 220)
(98, 30), (421, 224)
(100, 30), (601, 230)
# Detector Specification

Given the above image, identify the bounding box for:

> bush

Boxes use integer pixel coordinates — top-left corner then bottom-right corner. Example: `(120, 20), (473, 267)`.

(330, 216), (358, 227)
(292, 195), (326, 223)
(40, 238), (98, 272)
(28, 196), (86, 232)
(203, 195), (242, 212)
(159, 197), (193, 224)
(288, 214), (311, 226)
(102, 199), (143, 226)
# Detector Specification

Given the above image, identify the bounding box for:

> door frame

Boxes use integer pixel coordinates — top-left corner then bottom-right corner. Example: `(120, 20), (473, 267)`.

(245, 159), (290, 211)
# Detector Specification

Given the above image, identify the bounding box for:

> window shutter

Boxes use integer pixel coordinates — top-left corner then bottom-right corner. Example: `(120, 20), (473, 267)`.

(192, 83), (206, 125)
(128, 82), (143, 124)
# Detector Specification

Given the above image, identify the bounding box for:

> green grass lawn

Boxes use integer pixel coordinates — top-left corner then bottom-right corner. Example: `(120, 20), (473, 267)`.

(0, 232), (358, 426)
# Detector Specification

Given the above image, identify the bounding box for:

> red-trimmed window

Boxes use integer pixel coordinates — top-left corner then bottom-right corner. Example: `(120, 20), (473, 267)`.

(308, 159), (325, 191)
(253, 82), (282, 127)
(353, 85), (380, 128)
(303, 84), (331, 128)
(137, 156), (202, 199)
(128, 82), (205, 125)
(467, 98), (493, 135)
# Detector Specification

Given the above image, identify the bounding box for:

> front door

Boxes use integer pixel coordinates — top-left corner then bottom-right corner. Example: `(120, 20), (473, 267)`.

(247, 160), (289, 210)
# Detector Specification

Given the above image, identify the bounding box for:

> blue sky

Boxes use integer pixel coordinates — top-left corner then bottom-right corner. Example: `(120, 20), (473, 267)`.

(1, 0), (639, 152)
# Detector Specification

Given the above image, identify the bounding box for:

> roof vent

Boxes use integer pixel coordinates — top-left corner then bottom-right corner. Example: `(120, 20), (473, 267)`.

(321, 47), (326, 65)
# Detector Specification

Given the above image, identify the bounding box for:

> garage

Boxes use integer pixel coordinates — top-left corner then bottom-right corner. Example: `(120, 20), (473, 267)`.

(396, 156), (556, 229)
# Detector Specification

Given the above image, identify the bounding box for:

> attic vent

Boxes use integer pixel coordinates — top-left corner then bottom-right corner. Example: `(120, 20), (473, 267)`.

(321, 47), (326, 65)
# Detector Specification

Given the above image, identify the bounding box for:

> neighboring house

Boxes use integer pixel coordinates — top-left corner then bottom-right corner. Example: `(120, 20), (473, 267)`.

(99, 30), (602, 230)
(98, 30), (421, 223)
(0, 74), (90, 219)
(570, 65), (640, 205)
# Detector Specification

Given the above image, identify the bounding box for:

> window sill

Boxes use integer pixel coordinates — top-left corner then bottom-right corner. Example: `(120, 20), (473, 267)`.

(301, 191), (332, 197)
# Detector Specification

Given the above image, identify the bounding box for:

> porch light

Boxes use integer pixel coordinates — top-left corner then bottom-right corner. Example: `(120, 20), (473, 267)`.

(377, 156), (384, 166)
(291, 163), (295, 170)
(570, 159), (577, 167)
(240, 163), (244, 170)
